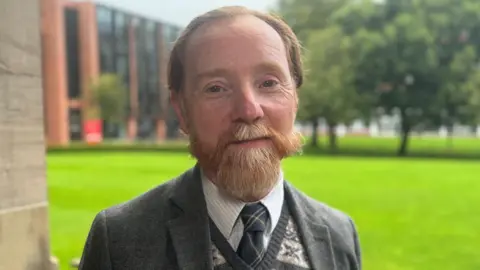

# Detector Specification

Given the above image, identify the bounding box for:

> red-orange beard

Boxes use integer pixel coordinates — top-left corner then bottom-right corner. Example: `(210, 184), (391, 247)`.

(189, 123), (303, 202)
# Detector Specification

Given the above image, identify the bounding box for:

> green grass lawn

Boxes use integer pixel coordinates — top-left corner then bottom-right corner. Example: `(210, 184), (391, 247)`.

(47, 151), (480, 270)
(329, 136), (480, 155)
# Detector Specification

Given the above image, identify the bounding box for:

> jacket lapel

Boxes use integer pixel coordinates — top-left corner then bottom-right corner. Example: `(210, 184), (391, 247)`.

(167, 165), (213, 270)
(285, 182), (337, 270)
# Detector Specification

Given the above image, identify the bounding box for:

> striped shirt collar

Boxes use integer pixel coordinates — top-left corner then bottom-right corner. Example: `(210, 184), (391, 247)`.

(201, 170), (285, 239)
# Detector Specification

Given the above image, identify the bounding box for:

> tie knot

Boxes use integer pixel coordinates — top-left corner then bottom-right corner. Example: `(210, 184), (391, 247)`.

(240, 202), (269, 233)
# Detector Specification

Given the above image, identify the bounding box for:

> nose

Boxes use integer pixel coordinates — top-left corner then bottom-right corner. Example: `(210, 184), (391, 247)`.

(232, 86), (264, 124)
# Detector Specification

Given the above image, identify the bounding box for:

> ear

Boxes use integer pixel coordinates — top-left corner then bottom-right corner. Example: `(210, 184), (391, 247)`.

(170, 91), (190, 135)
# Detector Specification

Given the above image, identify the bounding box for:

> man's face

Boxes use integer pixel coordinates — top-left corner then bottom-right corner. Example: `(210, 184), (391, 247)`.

(172, 15), (302, 201)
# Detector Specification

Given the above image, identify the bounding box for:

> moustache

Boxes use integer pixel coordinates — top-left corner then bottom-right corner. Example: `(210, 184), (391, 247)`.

(215, 122), (299, 159)
(227, 124), (273, 145)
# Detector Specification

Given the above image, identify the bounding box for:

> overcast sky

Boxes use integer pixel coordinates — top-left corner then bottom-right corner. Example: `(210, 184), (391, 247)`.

(94, 0), (278, 27)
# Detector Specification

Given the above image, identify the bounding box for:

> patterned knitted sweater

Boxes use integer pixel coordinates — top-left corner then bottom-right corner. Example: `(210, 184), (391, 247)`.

(209, 202), (312, 270)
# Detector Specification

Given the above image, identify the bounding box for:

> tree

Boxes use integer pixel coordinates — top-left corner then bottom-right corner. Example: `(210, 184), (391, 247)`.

(435, 46), (477, 144)
(378, 11), (439, 156)
(280, 0), (480, 154)
(86, 73), (128, 124)
(275, 0), (351, 41)
(333, 1), (386, 127)
(335, 0), (440, 156)
(462, 69), (480, 127)
(298, 26), (358, 150)
(275, 0), (358, 149)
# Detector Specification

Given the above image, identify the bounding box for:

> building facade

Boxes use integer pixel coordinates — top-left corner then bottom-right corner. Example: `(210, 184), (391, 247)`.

(41, 0), (182, 146)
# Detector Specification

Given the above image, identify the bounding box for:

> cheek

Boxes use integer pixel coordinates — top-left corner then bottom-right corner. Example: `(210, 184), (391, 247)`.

(264, 99), (297, 132)
(189, 102), (230, 144)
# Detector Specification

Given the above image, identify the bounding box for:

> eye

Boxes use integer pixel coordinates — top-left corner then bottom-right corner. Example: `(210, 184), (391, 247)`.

(260, 79), (279, 88)
(205, 85), (225, 93)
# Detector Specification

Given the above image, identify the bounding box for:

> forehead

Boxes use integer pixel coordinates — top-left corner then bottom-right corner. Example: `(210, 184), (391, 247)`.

(184, 15), (289, 76)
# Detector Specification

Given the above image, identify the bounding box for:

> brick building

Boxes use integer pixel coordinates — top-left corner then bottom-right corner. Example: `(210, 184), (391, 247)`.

(41, 0), (183, 146)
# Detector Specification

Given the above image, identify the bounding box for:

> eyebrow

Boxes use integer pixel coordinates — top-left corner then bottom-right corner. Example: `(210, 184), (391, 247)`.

(194, 68), (231, 82)
(194, 62), (286, 82)
(252, 62), (286, 76)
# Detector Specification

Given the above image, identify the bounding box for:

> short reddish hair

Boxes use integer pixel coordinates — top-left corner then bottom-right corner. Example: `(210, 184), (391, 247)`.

(167, 6), (303, 93)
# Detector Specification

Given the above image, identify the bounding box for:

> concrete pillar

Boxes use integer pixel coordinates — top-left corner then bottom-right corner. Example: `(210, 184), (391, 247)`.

(0, 0), (57, 269)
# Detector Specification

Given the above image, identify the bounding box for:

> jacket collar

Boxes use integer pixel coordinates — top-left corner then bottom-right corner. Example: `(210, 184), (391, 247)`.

(167, 164), (214, 270)
(167, 165), (338, 270)
(284, 182), (338, 270)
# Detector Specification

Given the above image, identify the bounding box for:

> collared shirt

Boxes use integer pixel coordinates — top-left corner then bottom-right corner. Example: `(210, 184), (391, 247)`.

(201, 171), (284, 251)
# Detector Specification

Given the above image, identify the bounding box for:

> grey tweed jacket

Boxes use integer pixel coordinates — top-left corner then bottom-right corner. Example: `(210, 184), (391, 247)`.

(78, 165), (362, 270)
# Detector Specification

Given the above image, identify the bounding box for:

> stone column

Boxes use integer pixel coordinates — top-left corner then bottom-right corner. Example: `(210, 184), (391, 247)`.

(0, 0), (56, 269)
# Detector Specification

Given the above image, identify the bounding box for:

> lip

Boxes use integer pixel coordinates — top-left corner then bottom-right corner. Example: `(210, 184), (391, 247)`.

(231, 137), (271, 145)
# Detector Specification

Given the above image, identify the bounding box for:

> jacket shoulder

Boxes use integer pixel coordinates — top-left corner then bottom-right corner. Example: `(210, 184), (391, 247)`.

(287, 183), (361, 268)
(102, 172), (185, 225)
(79, 168), (195, 269)
(304, 193), (354, 231)
(287, 183), (355, 229)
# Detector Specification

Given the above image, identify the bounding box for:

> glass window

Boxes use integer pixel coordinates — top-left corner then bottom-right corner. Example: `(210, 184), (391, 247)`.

(136, 18), (147, 93)
(97, 6), (114, 73)
(114, 12), (129, 54)
(145, 21), (158, 98)
(162, 24), (175, 51)
(170, 27), (180, 43)
(162, 24), (170, 41)
(135, 18), (159, 140)
(111, 11), (130, 87)
(131, 17), (139, 28)
(114, 12), (126, 37)
(65, 8), (81, 99)
(97, 6), (113, 35)
(145, 21), (156, 52)
(96, 7), (131, 139)
(115, 54), (130, 114)
(69, 109), (83, 141)
(116, 55), (128, 84)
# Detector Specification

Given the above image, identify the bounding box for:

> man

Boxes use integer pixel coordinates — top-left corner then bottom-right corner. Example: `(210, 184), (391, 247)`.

(79, 6), (361, 270)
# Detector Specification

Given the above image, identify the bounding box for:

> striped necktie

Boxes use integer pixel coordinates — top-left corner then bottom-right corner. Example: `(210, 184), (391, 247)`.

(237, 202), (270, 268)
